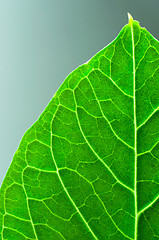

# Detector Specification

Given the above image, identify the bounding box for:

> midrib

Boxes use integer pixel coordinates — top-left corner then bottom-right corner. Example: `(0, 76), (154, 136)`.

(130, 17), (138, 240)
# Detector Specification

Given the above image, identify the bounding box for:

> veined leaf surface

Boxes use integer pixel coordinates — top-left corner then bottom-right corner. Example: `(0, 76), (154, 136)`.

(0, 15), (159, 240)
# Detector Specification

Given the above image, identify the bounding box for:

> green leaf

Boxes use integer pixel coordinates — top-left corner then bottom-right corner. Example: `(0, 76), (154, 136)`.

(0, 14), (159, 240)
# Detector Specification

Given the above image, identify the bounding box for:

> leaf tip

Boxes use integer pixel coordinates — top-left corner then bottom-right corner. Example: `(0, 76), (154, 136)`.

(127, 12), (133, 26)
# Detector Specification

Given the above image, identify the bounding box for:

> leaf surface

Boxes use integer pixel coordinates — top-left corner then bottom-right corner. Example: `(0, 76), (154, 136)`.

(0, 15), (159, 240)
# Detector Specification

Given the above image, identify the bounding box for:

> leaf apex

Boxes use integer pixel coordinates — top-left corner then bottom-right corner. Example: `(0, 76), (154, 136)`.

(127, 12), (133, 26)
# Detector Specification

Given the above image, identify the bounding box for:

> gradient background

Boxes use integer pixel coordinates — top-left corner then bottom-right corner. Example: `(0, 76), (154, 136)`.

(0, 0), (159, 186)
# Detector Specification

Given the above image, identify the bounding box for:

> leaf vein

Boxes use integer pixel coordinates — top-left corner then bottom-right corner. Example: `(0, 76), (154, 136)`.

(50, 108), (99, 240)
(87, 71), (134, 150)
(73, 91), (134, 193)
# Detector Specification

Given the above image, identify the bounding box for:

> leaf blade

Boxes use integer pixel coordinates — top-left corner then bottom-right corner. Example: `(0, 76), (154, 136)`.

(0, 18), (159, 240)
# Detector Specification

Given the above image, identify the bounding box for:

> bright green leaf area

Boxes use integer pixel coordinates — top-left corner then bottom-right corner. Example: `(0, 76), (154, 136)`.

(0, 17), (159, 240)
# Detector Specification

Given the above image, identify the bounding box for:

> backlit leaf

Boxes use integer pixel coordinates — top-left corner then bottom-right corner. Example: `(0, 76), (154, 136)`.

(0, 14), (159, 240)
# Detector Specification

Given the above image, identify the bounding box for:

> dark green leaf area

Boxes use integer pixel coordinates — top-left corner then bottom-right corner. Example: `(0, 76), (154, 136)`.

(0, 20), (159, 240)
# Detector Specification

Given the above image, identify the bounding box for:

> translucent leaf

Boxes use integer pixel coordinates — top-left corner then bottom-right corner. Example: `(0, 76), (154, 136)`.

(0, 15), (159, 240)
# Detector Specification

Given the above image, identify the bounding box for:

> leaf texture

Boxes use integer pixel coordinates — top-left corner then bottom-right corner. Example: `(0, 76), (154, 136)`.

(0, 16), (159, 240)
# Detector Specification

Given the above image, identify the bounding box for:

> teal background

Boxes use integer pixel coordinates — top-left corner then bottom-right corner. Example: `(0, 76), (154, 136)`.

(0, 0), (159, 185)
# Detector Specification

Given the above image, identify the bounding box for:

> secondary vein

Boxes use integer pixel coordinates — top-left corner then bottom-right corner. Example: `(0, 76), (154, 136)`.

(73, 91), (133, 193)
(138, 194), (159, 216)
(50, 108), (98, 240)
